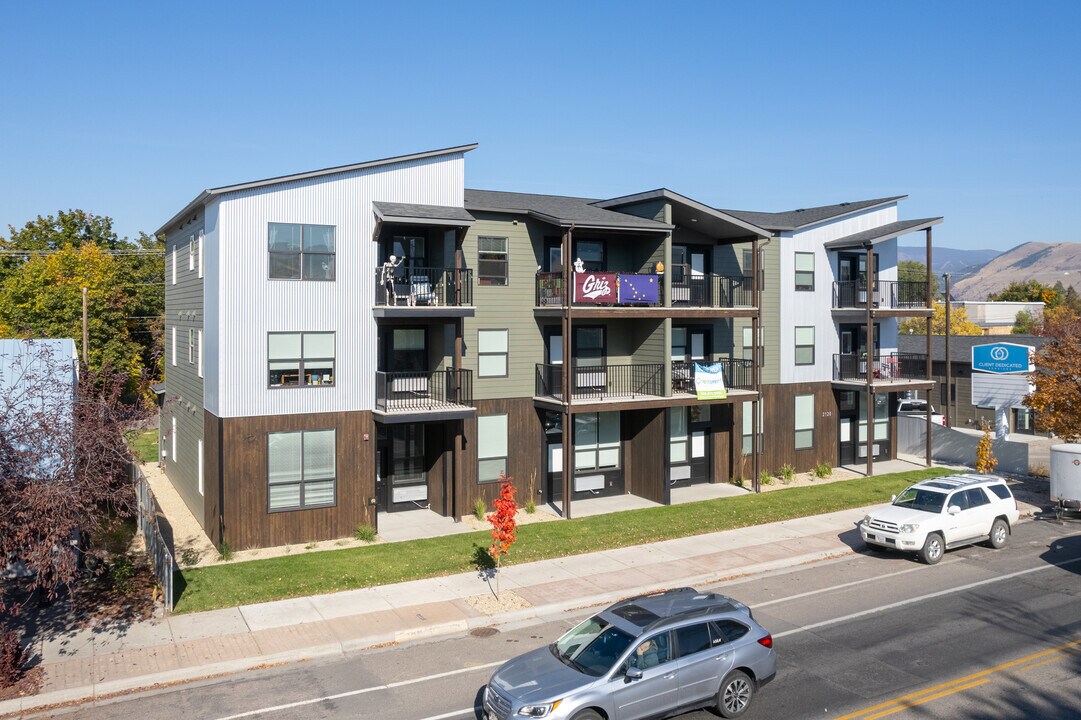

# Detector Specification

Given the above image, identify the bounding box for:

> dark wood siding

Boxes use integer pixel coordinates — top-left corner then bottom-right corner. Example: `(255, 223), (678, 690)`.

(217, 410), (376, 548)
(203, 411), (223, 544)
(625, 408), (666, 504)
(465, 398), (541, 516)
(739, 382), (838, 474)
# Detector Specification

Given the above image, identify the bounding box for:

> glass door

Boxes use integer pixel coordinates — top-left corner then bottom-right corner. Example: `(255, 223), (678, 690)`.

(387, 424), (427, 511)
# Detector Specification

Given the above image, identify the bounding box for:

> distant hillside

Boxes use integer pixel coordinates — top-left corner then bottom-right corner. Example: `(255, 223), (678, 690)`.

(951, 242), (1081, 300)
(898, 245), (1001, 280)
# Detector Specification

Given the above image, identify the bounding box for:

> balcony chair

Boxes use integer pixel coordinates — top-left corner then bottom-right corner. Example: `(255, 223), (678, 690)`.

(410, 275), (438, 306)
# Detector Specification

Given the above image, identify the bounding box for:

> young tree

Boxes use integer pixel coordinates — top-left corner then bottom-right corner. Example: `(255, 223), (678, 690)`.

(976, 422), (998, 474)
(989, 279), (1058, 307)
(1012, 310), (1038, 335)
(899, 303), (983, 336)
(0, 343), (142, 620)
(487, 475), (518, 596)
(1025, 313), (1081, 442)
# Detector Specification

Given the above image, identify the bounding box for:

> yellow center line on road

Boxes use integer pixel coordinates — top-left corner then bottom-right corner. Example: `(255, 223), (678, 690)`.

(835, 637), (1081, 720)
(861, 679), (989, 720)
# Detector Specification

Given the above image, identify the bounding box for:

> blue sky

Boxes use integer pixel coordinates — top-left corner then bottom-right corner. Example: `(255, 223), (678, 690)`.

(1, 1), (1078, 251)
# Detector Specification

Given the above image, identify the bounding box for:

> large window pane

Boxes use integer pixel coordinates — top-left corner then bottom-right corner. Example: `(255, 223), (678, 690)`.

(268, 432), (302, 483)
(269, 484), (301, 510)
(479, 355), (507, 377)
(269, 223), (335, 281)
(478, 414), (508, 483)
(303, 253), (335, 280)
(478, 329), (509, 378)
(795, 394), (814, 449)
(478, 458), (506, 483)
(269, 253), (301, 279)
(303, 430), (336, 478)
(478, 329), (508, 353)
(304, 333), (334, 358)
(269, 333), (301, 359)
(304, 225), (335, 252)
(795, 326), (815, 365)
(268, 223), (301, 252)
(575, 414), (598, 446)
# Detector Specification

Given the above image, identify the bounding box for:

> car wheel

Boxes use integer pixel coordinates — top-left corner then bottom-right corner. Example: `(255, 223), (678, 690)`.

(571, 710), (603, 720)
(717, 670), (755, 718)
(989, 518), (1009, 549)
(918, 533), (944, 565)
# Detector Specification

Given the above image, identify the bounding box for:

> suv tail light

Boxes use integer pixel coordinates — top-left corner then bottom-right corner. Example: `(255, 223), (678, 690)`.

(758, 634), (773, 649)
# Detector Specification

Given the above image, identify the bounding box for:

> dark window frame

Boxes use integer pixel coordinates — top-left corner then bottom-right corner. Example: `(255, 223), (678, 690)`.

(268, 331), (335, 388)
(478, 328), (509, 378)
(267, 428), (337, 512)
(794, 393), (814, 450)
(268, 222), (336, 281)
(478, 413), (509, 483)
(795, 326), (815, 366)
(794, 251), (815, 291)
(478, 235), (509, 286)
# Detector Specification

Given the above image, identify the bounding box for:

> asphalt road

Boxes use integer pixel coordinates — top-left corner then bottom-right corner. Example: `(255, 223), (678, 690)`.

(25, 519), (1081, 720)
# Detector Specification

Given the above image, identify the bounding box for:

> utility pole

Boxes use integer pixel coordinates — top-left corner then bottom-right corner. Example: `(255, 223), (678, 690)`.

(81, 286), (88, 362)
(943, 273), (952, 428)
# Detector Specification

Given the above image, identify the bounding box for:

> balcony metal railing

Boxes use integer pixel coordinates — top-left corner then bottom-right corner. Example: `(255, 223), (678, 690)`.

(374, 267), (473, 307)
(833, 352), (928, 382)
(535, 271), (755, 308)
(375, 369), (473, 412)
(535, 362), (665, 401)
(671, 358), (755, 393)
(832, 280), (929, 310)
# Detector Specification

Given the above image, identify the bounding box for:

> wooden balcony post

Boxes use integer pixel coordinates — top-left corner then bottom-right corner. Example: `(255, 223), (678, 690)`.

(751, 236), (761, 492)
(925, 227), (933, 467)
(561, 226), (573, 519)
(865, 243), (875, 477)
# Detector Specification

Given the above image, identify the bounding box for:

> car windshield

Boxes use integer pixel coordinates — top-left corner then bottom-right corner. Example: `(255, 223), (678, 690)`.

(892, 487), (947, 513)
(552, 616), (635, 677)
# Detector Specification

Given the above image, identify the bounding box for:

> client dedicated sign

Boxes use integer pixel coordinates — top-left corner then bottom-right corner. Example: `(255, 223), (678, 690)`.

(971, 342), (1034, 375)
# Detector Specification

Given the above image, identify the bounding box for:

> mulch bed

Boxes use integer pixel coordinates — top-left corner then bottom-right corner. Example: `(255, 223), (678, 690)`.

(0, 666), (43, 702)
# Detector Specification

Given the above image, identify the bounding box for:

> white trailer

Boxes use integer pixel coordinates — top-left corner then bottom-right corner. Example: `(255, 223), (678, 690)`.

(1050, 444), (1081, 516)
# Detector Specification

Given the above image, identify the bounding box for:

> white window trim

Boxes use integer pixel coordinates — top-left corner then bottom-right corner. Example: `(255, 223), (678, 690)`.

(197, 439), (204, 495)
(197, 229), (204, 278)
(197, 329), (203, 378)
(171, 326), (176, 366)
(171, 416), (177, 462)
(188, 234), (195, 271)
(171, 246), (177, 285)
(188, 328), (194, 364)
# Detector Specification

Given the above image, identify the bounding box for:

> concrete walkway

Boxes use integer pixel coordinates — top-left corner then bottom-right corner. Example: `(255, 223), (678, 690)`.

(0, 480), (1044, 716)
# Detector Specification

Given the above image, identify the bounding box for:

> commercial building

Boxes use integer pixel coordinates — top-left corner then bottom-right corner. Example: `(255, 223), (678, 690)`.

(158, 145), (943, 548)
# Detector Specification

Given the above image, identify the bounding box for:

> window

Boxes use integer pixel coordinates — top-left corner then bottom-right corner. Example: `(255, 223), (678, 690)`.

(575, 327), (605, 366)
(268, 332), (334, 387)
(575, 412), (620, 471)
(197, 229), (204, 278)
(171, 416), (177, 462)
(743, 248), (765, 290)
(267, 429), (336, 511)
(478, 414), (508, 482)
(670, 408), (688, 463)
(197, 330), (203, 378)
(478, 329), (509, 377)
(795, 251), (815, 291)
(795, 394), (814, 449)
(268, 223), (336, 280)
(172, 246), (177, 285)
(171, 326), (176, 366)
(988, 483), (1011, 500)
(189, 234), (195, 271)
(575, 240), (604, 271)
(188, 328), (194, 364)
(710, 620), (749, 644)
(742, 401), (762, 455)
(627, 633), (671, 670)
(478, 236), (508, 286)
(674, 624), (712, 657)
(197, 439), (204, 496)
(795, 326), (815, 365)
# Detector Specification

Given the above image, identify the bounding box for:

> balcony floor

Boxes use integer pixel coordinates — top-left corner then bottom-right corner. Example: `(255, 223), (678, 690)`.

(533, 387), (757, 412)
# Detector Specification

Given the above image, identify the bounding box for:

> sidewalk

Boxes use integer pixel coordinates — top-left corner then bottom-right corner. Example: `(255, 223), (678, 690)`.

(0, 495), (1042, 716)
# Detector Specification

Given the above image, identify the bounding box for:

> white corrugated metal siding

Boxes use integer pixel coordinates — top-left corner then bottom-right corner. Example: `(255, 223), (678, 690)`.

(212, 153), (466, 418)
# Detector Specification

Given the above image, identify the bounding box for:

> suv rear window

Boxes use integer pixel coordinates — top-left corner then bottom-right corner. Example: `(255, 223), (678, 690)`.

(710, 620), (749, 644)
(987, 483), (1012, 500)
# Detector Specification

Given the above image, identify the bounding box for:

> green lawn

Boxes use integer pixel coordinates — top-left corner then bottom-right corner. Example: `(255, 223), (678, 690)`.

(127, 429), (159, 463)
(173, 467), (951, 614)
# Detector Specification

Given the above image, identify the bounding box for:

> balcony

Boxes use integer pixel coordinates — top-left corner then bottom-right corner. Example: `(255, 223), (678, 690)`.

(536, 272), (753, 309)
(374, 267), (474, 316)
(671, 358), (755, 394)
(833, 352), (929, 383)
(375, 369), (474, 419)
(535, 362), (665, 402)
(832, 280), (928, 311)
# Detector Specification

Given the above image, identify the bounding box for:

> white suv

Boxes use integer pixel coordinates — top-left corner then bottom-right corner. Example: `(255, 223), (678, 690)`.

(861, 474), (1020, 564)
(897, 398), (946, 426)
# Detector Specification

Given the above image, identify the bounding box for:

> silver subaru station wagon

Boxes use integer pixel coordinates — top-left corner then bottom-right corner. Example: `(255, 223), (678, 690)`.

(483, 587), (776, 720)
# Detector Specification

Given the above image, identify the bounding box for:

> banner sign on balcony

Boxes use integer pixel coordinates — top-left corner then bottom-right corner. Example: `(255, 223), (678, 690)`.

(573, 272), (617, 304)
(694, 362), (727, 400)
(617, 274), (659, 305)
(972, 342), (1034, 374)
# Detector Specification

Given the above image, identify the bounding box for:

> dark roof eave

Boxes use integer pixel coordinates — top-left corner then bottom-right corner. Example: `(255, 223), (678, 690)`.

(595, 189), (771, 237)
(823, 218), (943, 250)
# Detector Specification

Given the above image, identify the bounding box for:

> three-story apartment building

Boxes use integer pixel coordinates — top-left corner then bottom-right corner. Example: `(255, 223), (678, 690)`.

(159, 144), (940, 548)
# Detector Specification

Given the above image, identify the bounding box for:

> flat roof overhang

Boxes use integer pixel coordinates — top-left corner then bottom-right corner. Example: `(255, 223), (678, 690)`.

(823, 218), (943, 251)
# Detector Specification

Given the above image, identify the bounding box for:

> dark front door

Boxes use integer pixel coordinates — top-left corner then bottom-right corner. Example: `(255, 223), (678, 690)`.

(377, 424), (428, 512)
(669, 406), (711, 486)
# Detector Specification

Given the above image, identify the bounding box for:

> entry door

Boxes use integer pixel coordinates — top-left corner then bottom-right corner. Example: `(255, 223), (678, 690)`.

(391, 234), (427, 276)
(384, 424), (427, 511)
(670, 406), (710, 486)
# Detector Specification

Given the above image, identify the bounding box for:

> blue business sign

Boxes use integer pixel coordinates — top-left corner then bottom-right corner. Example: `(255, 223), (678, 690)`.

(971, 342), (1033, 374)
